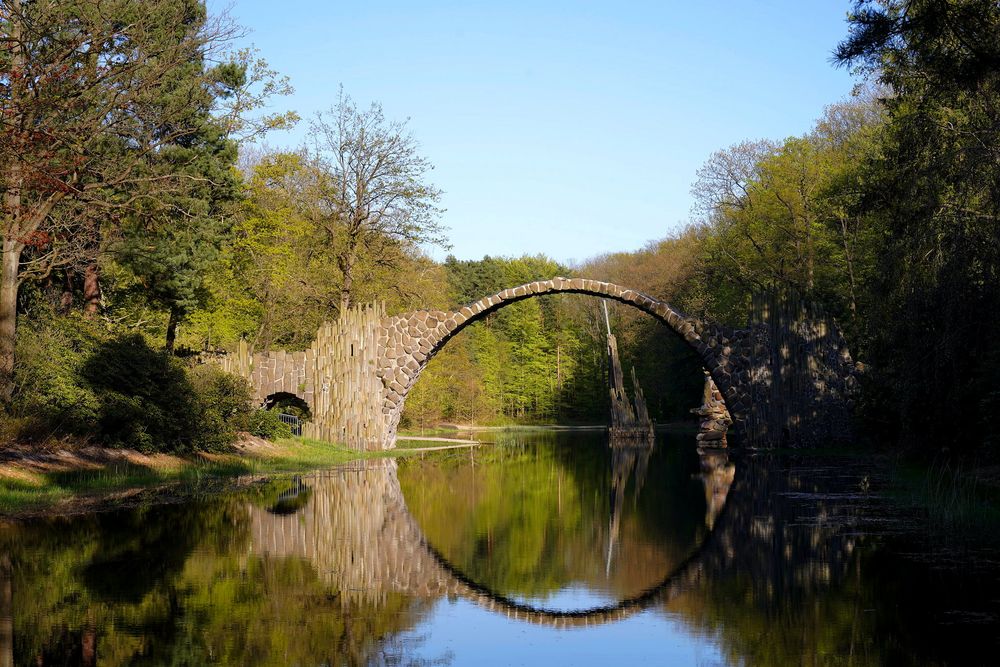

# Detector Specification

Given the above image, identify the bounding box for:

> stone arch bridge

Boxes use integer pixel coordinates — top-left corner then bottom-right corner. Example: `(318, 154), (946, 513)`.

(222, 277), (857, 449)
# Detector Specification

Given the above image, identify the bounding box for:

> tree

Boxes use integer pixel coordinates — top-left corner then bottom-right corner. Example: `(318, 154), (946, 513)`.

(115, 56), (243, 352)
(306, 90), (447, 311)
(0, 0), (237, 397)
(835, 0), (1000, 450)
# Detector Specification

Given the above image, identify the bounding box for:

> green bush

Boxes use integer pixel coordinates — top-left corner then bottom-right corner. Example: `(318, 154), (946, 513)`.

(188, 364), (256, 451)
(7, 310), (283, 452)
(10, 314), (103, 441)
(244, 410), (292, 440)
(80, 334), (202, 452)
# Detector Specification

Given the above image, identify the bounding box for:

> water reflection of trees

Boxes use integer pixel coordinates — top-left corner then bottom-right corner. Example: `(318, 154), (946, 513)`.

(667, 453), (889, 666)
(399, 432), (707, 603)
(0, 477), (432, 666)
(0, 441), (960, 665)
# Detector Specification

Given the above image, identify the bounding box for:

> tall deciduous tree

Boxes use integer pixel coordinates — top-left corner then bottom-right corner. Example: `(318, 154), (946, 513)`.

(307, 89), (447, 311)
(0, 0), (235, 397)
(836, 0), (1000, 449)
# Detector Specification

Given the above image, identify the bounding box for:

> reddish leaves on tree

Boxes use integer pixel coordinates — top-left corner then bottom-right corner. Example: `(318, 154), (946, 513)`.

(18, 230), (51, 249)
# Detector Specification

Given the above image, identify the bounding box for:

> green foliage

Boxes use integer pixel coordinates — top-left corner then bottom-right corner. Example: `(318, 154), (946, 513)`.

(244, 410), (293, 441)
(81, 334), (201, 451)
(5, 307), (252, 452)
(834, 0), (1000, 453)
(187, 365), (256, 451)
(10, 314), (103, 438)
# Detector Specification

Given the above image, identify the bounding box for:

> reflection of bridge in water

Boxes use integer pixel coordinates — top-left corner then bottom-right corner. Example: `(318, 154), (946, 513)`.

(248, 449), (737, 629)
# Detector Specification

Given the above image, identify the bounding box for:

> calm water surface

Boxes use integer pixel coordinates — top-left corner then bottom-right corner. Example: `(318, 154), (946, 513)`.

(2, 430), (1000, 665)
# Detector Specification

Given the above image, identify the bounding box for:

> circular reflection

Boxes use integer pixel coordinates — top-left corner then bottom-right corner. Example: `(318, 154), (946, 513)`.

(398, 430), (734, 618)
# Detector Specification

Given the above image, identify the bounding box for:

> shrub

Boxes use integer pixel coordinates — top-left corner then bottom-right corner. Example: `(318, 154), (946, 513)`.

(244, 410), (292, 440)
(10, 314), (103, 441)
(188, 365), (255, 451)
(81, 334), (199, 452)
(7, 310), (265, 453)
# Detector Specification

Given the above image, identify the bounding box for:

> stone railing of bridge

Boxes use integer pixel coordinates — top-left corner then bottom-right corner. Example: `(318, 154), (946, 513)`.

(222, 278), (859, 450)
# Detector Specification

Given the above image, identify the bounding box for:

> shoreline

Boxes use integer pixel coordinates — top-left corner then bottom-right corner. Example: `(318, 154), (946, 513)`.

(0, 421), (703, 520)
(0, 435), (378, 520)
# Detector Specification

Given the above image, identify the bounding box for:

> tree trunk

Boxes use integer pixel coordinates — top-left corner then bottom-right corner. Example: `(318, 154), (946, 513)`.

(0, 241), (21, 402)
(60, 269), (75, 314)
(339, 248), (357, 312)
(83, 262), (101, 317)
(165, 305), (181, 354)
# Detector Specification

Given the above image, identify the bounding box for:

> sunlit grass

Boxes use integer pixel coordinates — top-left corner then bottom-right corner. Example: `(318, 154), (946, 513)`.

(0, 437), (376, 515)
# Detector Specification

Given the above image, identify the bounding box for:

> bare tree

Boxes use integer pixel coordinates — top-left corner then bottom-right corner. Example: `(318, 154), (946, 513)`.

(307, 89), (447, 311)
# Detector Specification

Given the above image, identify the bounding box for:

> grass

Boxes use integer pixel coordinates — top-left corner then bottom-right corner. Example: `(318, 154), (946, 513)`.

(890, 458), (1000, 536)
(0, 436), (377, 516)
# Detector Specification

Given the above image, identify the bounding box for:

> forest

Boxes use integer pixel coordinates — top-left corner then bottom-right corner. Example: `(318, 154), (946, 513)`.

(2, 0), (999, 458)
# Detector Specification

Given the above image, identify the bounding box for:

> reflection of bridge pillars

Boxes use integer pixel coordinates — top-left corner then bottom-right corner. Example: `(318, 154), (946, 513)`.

(248, 460), (411, 605)
(695, 446), (735, 530)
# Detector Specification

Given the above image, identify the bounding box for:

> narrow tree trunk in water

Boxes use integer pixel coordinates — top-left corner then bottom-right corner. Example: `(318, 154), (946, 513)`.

(165, 305), (180, 354)
(83, 262), (101, 317)
(0, 241), (21, 402)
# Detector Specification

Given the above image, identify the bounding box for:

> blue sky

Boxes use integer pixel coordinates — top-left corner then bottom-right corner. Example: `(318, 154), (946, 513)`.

(211, 1), (858, 264)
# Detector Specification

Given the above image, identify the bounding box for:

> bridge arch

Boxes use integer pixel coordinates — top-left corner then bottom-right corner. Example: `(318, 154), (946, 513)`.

(263, 391), (312, 419)
(378, 277), (751, 442)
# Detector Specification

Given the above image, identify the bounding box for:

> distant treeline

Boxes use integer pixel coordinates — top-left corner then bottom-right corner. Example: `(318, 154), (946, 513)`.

(2, 0), (998, 456)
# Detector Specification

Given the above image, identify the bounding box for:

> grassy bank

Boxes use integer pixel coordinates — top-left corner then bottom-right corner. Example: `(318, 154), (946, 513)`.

(0, 437), (380, 517)
(888, 458), (1000, 536)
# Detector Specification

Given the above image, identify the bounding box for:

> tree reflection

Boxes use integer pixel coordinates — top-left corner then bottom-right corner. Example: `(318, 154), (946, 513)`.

(0, 478), (433, 666)
(0, 438), (971, 665)
(399, 432), (706, 603)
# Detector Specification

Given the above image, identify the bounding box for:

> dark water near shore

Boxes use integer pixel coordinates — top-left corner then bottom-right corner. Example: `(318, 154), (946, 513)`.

(2, 430), (1000, 665)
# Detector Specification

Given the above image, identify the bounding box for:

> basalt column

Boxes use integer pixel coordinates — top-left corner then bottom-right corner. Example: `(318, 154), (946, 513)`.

(302, 303), (388, 449)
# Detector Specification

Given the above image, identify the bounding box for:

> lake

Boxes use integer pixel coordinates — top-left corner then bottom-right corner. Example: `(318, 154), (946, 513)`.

(2, 430), (999, 665)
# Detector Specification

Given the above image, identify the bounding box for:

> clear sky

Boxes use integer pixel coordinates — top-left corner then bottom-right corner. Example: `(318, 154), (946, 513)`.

(210, 1), (857, 264)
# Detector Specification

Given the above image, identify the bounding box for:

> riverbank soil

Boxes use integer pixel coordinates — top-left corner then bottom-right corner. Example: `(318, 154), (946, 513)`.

(0, 434), (363, 518)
